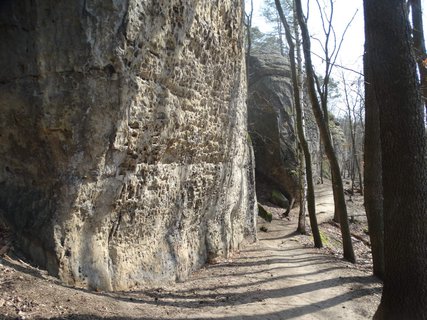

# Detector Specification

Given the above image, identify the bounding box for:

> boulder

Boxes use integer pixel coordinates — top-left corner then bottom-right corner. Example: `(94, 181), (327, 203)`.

(0, 1), (256, 291)
(270, 190), (290, 210)
(257, 204), (273, 222)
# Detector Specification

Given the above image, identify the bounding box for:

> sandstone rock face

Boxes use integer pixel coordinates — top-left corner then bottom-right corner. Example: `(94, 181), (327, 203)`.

(247, 53), (299, 204)
(0, 0), (256, 291)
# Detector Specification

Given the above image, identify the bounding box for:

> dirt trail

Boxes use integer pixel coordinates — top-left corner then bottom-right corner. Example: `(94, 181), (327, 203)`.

(0, 184), (381, 319)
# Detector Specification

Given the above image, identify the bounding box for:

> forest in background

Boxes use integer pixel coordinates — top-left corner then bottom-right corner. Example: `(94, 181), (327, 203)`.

(245, 0), (427, 318)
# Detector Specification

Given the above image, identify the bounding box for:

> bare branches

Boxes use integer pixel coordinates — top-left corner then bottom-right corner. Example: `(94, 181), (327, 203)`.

(312, 0), (358, 110)
(327, 9), (358, 80)
(309, 50), (364, 76)
(243, 0), (254, 28)
(244, 0), (254, 80)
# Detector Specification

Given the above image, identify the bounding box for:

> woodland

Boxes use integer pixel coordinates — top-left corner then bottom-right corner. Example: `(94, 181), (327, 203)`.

(244, 0), (426, 318)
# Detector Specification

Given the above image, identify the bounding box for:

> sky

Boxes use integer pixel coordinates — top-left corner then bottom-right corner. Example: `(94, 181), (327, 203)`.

(250, 0), (427, 80)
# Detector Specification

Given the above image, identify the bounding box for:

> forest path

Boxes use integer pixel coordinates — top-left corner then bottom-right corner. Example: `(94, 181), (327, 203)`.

(0, 184), (381, 319)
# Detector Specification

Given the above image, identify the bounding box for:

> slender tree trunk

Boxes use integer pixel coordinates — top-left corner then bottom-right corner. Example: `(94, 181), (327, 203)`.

(275, 0), (322, 248)
(364, 0), (427, 318)
(277, 17), (285, 57)
(319, 139), (324, 184)
(356, 98), (365, 195)
(294, 0), (354, 262)
(297, 145), (307, 234)
(332, 166), (340, 222)
(244, 0), (253, 80)
(350, 126), (356, 193)
(350, 130), (355, 195)
(297, 203), (307, 234)
(295, 2), (307, 238)
(343, 79), (363, 195)
(363, 49), (385, 280)
(355, 153), (363, 195)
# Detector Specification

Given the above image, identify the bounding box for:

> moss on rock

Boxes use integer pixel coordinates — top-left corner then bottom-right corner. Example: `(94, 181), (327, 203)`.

(257, 204), (273, 222)
(270, 190), (290, 209)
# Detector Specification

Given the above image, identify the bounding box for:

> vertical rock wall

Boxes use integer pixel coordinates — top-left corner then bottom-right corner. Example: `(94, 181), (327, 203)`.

(247, 53), (300, 202)
(0, 0), (256, 291)
(248, 52), (323, 202)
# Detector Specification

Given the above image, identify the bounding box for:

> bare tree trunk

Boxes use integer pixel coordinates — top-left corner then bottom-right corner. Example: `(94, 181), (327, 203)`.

(343, 76), (363, 195)
(275, 0), (322, 248)
(277, 17), (285, 57)
(295, 1), (307, 237)
(356, 155), (363, 195)
(319, 138), (324, 184)
(294, 0), (354, 262)
(363, 51), (385, 280)
(364, 0), (427, 318)
(350, 148), (355, 195)
(297, 145), (307, 234)
(351, 128), (356, 194)
(244, 0), (254, 79)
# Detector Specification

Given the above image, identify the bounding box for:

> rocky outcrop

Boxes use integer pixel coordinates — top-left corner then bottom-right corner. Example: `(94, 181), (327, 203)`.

(247, 53), (299, 205)
(0, 1), (256, 291)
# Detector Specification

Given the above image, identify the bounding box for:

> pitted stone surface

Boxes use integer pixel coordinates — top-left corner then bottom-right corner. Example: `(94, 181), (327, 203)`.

(0, 0), (256, 291)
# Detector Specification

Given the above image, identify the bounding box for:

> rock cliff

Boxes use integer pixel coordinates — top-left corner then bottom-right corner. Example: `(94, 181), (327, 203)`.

(0, 0), (256, 291)
(247, 53), (299, 205)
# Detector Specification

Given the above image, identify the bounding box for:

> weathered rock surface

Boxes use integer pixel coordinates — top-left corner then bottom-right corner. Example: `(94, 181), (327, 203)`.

(0, 0), (256, 291)
(270, 190), (290, 210)
(247, 53), (299, 204)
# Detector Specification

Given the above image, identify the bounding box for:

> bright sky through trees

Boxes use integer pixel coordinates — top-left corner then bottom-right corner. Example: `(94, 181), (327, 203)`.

(251, 0), (363, 73)
(250, 0), (427, 77)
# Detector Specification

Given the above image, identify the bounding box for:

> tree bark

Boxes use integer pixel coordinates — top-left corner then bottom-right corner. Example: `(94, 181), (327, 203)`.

(319, 139), (324, 184)
(343, 77), (364, 195)
(297, 144), (307, 235)
(409, 0), (427, 119)
(275, 0), (322, 248)
(244, 0), (253, 80)
(363, 49), (385, 280)
(364, 0), (427, 318)
(294, 0), (354, 261)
